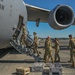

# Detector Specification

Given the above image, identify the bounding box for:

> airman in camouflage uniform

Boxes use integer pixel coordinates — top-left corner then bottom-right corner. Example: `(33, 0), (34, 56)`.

(43, 38), (47, 60)
(33, 32), (39, 56)
(20, 33), (26, 48)
(12, 25), (20, 42)
(44, 36), (54, 63)
(54, 38), (60, 62)
(20, 24), (27, 48)
(22, 24), (26, 40)
(12, 23), (26, 43)
(68, 34), (75, 67)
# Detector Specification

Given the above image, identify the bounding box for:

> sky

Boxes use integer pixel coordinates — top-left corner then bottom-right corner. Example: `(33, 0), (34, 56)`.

(24, 0), (75, 38)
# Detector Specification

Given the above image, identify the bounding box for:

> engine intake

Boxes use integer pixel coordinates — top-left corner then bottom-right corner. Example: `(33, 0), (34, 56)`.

(48, 4), (74, 30)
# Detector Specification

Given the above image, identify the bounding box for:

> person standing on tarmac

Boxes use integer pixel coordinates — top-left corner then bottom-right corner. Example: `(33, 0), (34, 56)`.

(67, 34), (75, 67)
(43, 38), (48, 60)
(54, 38), (60, 62)
(33, 32), (39, 56)
(44, 36), (54, 63)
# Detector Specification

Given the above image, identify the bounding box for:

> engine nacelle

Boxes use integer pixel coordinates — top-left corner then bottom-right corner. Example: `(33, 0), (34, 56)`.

(48, 4), (74, 30)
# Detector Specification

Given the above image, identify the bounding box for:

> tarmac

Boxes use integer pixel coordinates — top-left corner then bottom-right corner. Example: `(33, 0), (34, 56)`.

(0, 39), (75, 75)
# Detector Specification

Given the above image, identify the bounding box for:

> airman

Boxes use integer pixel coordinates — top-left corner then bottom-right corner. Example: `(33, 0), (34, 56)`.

(68, 34), (75, 67)
(44, 36), (54, 63)
(33, 32), (39, 56)
(54, 38), (60, 62)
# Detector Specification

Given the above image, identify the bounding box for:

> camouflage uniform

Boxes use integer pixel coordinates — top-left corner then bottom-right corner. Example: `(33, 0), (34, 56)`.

(68, 38), (75, 66)
(43, 38), (47, 60)
(12, 24), (26, 42)
(20, 34), (26, 48)
(22, 25), (26, 39)
(33, 32), (39, 56)
(44, 38), (54, 63)
(12, 27), (20, 42)
(12, 33), (16, 40)
(20, 25), (27, 47)
(54, 38), (60, 62)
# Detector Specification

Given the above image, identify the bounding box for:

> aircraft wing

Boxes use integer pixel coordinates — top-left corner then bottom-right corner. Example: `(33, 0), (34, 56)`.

(26, 4), (50, 22)
(25, 3), (75, 30)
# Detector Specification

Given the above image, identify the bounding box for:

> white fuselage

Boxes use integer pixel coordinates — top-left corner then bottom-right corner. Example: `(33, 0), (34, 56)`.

(0, 0), (27, 49)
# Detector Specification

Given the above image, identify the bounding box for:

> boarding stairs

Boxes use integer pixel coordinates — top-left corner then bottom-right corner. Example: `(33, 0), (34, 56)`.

(10, 39), (33, 55)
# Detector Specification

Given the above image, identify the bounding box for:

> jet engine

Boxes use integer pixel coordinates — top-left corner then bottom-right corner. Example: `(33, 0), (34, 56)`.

(48, 4), (74, 30)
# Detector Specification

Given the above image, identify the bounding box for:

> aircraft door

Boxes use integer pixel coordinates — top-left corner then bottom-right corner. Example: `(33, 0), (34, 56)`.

(17, 15), (23, 31)
(12, 15), (23, 40)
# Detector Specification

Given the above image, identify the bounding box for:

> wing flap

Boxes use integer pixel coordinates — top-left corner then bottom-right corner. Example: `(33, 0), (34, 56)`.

(25, 4), (50, 22)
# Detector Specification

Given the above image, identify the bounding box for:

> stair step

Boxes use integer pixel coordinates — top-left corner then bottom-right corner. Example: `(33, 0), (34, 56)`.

(10, 39), (33, 55)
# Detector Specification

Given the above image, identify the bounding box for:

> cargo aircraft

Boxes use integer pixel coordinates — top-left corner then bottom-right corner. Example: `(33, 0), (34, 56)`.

(0, 0), (75, 49)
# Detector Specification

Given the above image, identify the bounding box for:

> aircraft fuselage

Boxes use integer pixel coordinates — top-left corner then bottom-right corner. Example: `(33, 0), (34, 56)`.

(0, 0), (27, 48)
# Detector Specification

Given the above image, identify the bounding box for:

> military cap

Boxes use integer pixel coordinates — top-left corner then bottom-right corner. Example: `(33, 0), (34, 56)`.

(69, 34), (72, 37)
(33, 32), (37, 35)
